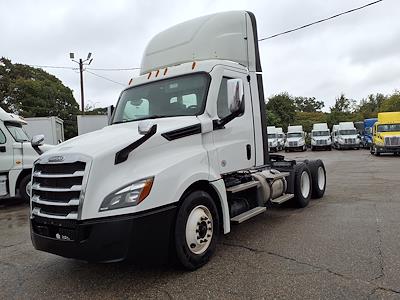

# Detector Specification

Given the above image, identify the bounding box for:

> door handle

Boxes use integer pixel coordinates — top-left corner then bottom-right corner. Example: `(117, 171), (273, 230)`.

(246, 144), (251, 160)
(0, 146), (5, 153)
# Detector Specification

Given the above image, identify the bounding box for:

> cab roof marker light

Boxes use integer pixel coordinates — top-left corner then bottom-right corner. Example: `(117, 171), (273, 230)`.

(147, 72), (152, 79)
(155, 70), (160, 77)
(164, 68), (168, 75)
(128, 78), (133, 85)
(191, 61), (196, 70)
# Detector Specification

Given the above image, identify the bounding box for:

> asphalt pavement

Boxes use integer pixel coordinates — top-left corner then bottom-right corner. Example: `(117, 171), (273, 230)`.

(1, 149), (400, 299)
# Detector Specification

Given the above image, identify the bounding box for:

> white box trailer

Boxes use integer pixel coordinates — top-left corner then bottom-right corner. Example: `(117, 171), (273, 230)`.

(77, 115), (108, 135)
(24, 117), (64, 145)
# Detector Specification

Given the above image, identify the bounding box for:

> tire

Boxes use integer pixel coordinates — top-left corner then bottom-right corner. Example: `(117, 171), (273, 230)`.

(174, 190), (219, 270)
(370, 146), (374, 154)
(308, 160), (326, 199)
(328, 146), (332, 151)
(311, 146), (315, 151)
(373, 145), (380, 156)
(293, 163), (312, 208)
(19, 174), (31, 202)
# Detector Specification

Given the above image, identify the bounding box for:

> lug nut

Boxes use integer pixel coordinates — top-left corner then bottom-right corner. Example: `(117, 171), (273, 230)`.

(190, 243), (196, 249)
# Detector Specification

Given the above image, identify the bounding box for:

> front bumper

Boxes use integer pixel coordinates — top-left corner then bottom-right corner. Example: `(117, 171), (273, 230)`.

(31, 204), (177, 263)
(376, 145), (400, 153)
(338, 143), (359, 149)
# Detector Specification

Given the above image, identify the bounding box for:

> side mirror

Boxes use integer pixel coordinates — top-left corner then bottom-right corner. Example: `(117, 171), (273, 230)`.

(227, 79), (244, 114)
(31, 134), (45, 147)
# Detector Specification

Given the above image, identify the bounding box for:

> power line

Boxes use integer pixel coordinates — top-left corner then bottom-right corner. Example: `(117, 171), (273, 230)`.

(27, 64), (140, 71)
(86, 67), (141, 71)
(85, 69), (126, 86)
(258, 0), (383, 41)
(28, 64), (77, 70)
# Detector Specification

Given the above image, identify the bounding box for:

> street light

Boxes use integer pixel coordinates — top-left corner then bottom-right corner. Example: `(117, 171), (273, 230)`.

(70, 52), (93, 113)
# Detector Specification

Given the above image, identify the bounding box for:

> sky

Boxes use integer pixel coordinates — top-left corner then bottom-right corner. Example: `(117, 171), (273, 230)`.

(1, 0), (399, 111)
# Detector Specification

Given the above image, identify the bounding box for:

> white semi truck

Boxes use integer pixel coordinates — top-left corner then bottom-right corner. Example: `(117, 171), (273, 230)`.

(310, 123), (332, 151)
(29, 11), (327, 270)
(333, 122), (360, 150)
(0, 108), (53, 202)
(285, 125), (306, 152)
(267, 126), (279, 152)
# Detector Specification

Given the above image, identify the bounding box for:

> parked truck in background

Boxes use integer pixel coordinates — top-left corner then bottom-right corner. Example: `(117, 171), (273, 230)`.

(267, 126), (279, 152)
(0, 108), (53, 202)
(333, 122), (360, 150)
(285, 125), (306, 152)
(310, 123), (331, 151)
(29, 11), (327, 270)
(371, 112), (400, 156)
(77, 115), (109, 135)
(362, 118), (377, 148)
(276, 127), (285, 150)
(24, 117), (64, 145)
(332, 125), (339, 147)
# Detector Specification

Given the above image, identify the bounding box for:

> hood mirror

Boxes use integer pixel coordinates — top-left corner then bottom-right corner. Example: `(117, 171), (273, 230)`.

(138, 120), (155, 135)
(31, 134), (45, 147)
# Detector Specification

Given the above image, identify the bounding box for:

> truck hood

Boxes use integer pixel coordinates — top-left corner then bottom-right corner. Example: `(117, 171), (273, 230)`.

(339, 135), (358, 139)
(286, 137), (303, 142)
(379, 132), (400, 138)
(43, 116), (200, 158)
(312, 136), (330, 140)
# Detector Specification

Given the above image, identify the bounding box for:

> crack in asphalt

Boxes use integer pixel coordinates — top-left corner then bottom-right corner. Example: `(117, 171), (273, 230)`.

(221, 241), (400, 297)
(0, 241), (26, 249)
(372, 204), (385, 281)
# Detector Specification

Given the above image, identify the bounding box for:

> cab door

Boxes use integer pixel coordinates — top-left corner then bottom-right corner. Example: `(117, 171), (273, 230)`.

(0, 124), (14, 172)
(212, 70), (255, 174)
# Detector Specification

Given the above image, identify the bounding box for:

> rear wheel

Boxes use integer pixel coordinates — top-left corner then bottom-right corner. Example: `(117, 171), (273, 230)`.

(293, 163), (312, 208)
(174, 190), (219, 270)
(308, 160), (326, 199)
(19, 174), (31, 202)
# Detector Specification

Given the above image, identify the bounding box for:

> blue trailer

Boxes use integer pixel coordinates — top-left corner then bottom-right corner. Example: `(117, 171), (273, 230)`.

(362, 118), (377, 148)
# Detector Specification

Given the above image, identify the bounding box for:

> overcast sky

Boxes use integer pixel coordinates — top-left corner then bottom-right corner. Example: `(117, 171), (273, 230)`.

(1, 0), (399, 111)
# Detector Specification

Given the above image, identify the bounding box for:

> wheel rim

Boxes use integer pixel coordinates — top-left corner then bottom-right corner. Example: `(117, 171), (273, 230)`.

(25, 181), (31, 197)
(185, 205), (213, 255)
(317, 167), (325, 190)
(300, 171), (311, 198)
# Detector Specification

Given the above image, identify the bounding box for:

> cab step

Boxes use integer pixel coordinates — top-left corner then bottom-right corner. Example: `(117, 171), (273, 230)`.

(270, 193), (294, 204)
(230, 206), (266, 224)
(226, 181), (260, 194)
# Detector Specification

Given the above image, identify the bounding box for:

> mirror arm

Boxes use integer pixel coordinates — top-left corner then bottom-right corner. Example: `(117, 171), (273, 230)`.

(32, 145), (43, 155)
(213, 108), (242, 130)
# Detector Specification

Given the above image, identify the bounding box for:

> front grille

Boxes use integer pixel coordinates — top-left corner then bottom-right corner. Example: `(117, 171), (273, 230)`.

(31, 160), (87, 220)
(344, 138), (356, 144)
(385, 136), (400, 146)
(316, 140), (327, 145)
(268, 142), (273, 147)
(289, 141), (298, 147)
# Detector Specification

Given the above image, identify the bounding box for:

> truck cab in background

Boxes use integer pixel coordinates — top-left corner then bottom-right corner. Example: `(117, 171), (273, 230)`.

(285, 125), (306, 152)
(334, 122), (360, 150)
(276, 127), (285, 150)
(332, 125), (339, 147)
(267, 126), (279, 152)
(362, 118), (377, 149)
(371, 112), (400, 156)
(0, 108), (53, 201)
(310, 123), (331, 151)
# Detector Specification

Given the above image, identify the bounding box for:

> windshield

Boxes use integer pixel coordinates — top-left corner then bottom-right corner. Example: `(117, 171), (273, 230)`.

(5, 123), (30, 142)
(278, 133), (284, 138)
(339, 129), (357, 135)
(267, 133), (277, 139)
(377, 124), (400, 132)
(112, 74), (209, 124)
(287, 132), (302, 138)
(312, 131), (329, 137)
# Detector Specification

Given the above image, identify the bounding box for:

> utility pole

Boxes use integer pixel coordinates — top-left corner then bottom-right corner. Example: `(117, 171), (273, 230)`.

(70, 52), (93, 114)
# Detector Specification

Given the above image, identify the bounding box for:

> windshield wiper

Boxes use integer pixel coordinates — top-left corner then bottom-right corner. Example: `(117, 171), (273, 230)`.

(112, 115), (183, 125)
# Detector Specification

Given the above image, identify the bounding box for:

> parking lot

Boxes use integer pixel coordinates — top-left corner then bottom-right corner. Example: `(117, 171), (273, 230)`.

(1, 149), (399, 299)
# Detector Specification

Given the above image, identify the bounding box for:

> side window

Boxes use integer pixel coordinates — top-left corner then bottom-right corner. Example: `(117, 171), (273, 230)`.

(0, 129), (5, 144)
(217, 77), (230, 118)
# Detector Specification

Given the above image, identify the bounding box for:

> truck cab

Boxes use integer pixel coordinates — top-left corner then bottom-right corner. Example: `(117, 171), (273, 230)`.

(267, 126), (279, 152)
(285, 125), (306, 152)
(29, 11), (327, 270)
(276, 127), (285, 150)
(0, 108), (52, 201)
(335, 122), (360, 150)
(362, 118), (377, 148)
(371, 112), (400, 156)
(310, 123), (331, 151)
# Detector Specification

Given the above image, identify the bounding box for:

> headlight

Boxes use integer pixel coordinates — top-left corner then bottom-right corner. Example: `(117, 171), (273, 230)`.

(99, 177), (154, 212)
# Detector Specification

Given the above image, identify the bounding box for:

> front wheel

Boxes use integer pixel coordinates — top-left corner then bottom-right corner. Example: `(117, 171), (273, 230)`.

(19, 175), (31, 202)
(174, 190), (219, 270)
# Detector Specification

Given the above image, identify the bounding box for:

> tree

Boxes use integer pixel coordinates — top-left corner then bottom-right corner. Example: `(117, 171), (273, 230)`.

(266, 93), (296, 130)
(0, 57), (80, 139)
(294, 96), (324, 112)
(380, 91), (400, 112)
